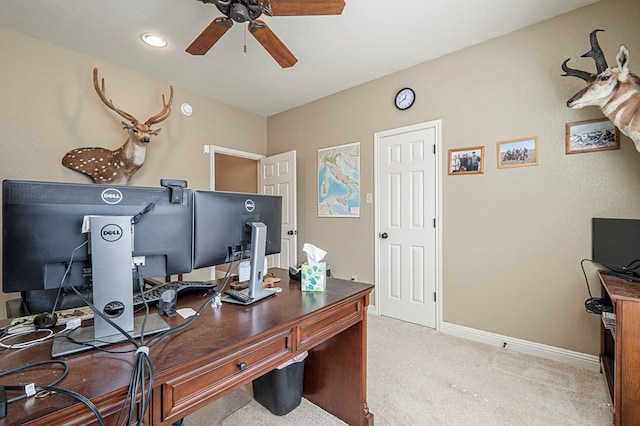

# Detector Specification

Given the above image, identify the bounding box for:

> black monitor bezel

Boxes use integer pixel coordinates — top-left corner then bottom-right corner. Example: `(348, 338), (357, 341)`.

(192, 190), (283, 270)
(2, 179), (194, 294)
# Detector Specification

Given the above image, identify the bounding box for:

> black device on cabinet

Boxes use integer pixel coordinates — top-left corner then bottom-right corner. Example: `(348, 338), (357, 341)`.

(592, 217), (640, 282)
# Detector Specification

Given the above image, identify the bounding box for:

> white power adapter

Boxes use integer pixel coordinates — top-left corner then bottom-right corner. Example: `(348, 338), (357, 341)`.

(65, 318), (82, 331)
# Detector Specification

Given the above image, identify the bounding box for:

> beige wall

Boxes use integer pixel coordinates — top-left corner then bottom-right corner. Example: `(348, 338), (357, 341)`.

(267, 0), (640, 355)
(0, 27), (267, 318)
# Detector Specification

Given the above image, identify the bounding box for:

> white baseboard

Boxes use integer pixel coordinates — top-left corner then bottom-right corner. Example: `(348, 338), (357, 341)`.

(439, 321), (600, 372)
(365, 308), (599, 371)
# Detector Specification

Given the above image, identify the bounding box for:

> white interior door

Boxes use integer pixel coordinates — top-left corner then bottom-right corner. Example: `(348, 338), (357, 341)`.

(375, 121), (440, 328)
(259, 151), (297, 268)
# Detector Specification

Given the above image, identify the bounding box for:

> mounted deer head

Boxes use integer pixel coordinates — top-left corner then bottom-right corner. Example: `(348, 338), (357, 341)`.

(62, 68), (174, 185)
(562, 30), (640, 152)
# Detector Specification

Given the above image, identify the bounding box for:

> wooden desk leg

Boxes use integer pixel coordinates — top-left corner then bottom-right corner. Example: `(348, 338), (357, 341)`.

(303, 316), (373, 425)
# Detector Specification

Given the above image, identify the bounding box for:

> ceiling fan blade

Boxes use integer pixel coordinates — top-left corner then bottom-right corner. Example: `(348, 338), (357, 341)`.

(269, 0), (346, 16)
(249, 20), (298, 68)
(186, 17), (233, 55)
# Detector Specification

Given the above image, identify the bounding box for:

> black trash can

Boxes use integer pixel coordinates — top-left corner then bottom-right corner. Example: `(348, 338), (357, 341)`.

(252, 351), (308, 416)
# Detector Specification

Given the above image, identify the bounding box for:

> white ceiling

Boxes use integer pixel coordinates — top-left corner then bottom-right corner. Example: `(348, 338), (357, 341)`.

(0, 0), (598, 117)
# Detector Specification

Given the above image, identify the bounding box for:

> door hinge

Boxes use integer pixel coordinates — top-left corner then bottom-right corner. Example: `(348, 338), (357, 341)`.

(433, 292), (437, 302)
(433, 218), (436, 228)
(433, 144), (436, 154)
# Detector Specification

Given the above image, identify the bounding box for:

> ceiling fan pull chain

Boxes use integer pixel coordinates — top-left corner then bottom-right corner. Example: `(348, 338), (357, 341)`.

(244, 25), (247, 53)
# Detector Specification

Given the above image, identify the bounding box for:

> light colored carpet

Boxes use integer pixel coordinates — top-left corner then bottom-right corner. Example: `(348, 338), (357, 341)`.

(184, 313), (612, 425)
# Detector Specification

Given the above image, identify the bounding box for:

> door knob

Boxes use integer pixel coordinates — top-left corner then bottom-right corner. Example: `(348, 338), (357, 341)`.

(380, 232), (388, 239)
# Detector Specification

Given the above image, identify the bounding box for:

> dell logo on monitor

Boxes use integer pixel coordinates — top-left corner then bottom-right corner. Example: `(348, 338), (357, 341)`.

(244, 199), (255, 212)
(101, 224), (123, 242)
(101, 188), (123, 205)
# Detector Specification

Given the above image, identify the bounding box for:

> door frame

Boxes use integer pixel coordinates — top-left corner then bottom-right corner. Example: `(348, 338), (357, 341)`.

(373, 120), (444, 330)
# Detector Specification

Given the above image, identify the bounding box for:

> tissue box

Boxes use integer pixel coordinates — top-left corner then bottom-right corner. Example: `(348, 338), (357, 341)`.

(301, 262), (326, 292)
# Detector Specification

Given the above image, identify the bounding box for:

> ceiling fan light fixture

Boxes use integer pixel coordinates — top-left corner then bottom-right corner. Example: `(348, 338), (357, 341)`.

(141, 33), (168, 48)
(230, 3), (250, 22)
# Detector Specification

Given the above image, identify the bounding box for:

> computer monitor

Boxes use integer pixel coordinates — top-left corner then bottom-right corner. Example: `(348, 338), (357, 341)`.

(2, 179), (194, 313)
(192, 190), (282, 303)
(592, 217), (640, 281)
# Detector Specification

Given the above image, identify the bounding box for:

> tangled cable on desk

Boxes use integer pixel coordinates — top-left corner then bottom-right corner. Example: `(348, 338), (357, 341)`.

(0, 361), (105, 424)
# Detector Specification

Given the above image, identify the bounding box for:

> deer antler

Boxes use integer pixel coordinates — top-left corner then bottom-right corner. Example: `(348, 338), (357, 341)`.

(561, 59), (593, 82)
(93, 67), (174, 126)
(582, 29), (609, 74)
(145, 85), (174, 126)
(92, 67), (138, 124)
(561, 29), (609, 81)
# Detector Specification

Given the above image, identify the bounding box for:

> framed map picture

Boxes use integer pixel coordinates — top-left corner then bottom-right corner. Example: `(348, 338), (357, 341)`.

(318, 142), (360, 217)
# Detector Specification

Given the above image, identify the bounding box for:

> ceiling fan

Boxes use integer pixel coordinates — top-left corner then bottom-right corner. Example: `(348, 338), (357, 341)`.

(186, 0), (346, 68)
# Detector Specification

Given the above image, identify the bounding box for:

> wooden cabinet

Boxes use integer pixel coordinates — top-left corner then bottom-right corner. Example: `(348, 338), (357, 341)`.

(598, 272), (640, 425)
(156, 295), (370, 424)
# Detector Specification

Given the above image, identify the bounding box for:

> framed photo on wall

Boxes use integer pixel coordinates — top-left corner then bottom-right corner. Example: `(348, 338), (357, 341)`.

(497, 137), (538, 169)
(565, 118), (619, 154)
(448, 146), (484, 175)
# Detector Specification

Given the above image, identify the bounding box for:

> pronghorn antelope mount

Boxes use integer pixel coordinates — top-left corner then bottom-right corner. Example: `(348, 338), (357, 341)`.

(62, 68), (174, 185)
(562, 30), (640, 152)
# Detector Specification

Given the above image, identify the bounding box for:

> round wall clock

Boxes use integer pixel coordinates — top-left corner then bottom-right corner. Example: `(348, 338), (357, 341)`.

(395, 87), (415, 110)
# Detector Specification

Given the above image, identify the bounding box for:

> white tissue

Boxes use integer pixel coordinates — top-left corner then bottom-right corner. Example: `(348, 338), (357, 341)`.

(303, 243), (327, 267)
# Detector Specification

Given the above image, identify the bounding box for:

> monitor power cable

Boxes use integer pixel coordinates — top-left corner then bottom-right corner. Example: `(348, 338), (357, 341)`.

(48, 240), (90, 327)
(132, 202), (155, 225)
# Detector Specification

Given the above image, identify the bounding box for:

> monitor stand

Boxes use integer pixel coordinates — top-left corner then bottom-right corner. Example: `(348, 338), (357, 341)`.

(88, 215), (136, 340)
(221, 288), (277, 305)
(51, 314), (169, 357)
(221, 222), (276, 305)
(51, 215), (170, 357)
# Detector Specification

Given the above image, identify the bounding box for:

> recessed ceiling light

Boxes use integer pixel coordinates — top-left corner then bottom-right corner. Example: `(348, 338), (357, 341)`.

(141, 33), (167, 48)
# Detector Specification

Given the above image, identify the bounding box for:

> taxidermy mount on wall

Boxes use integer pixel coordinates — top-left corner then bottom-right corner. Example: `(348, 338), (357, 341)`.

(62, 68), (174, 185)
(562, 30), (640, 152)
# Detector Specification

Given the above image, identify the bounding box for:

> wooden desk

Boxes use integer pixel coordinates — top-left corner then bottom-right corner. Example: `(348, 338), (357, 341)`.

(598, 272), (640, 426)
(0, 269), (374, 425)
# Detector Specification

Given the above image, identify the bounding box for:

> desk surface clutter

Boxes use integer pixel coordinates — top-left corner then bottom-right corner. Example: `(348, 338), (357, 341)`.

(0, 268), (374, 426)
